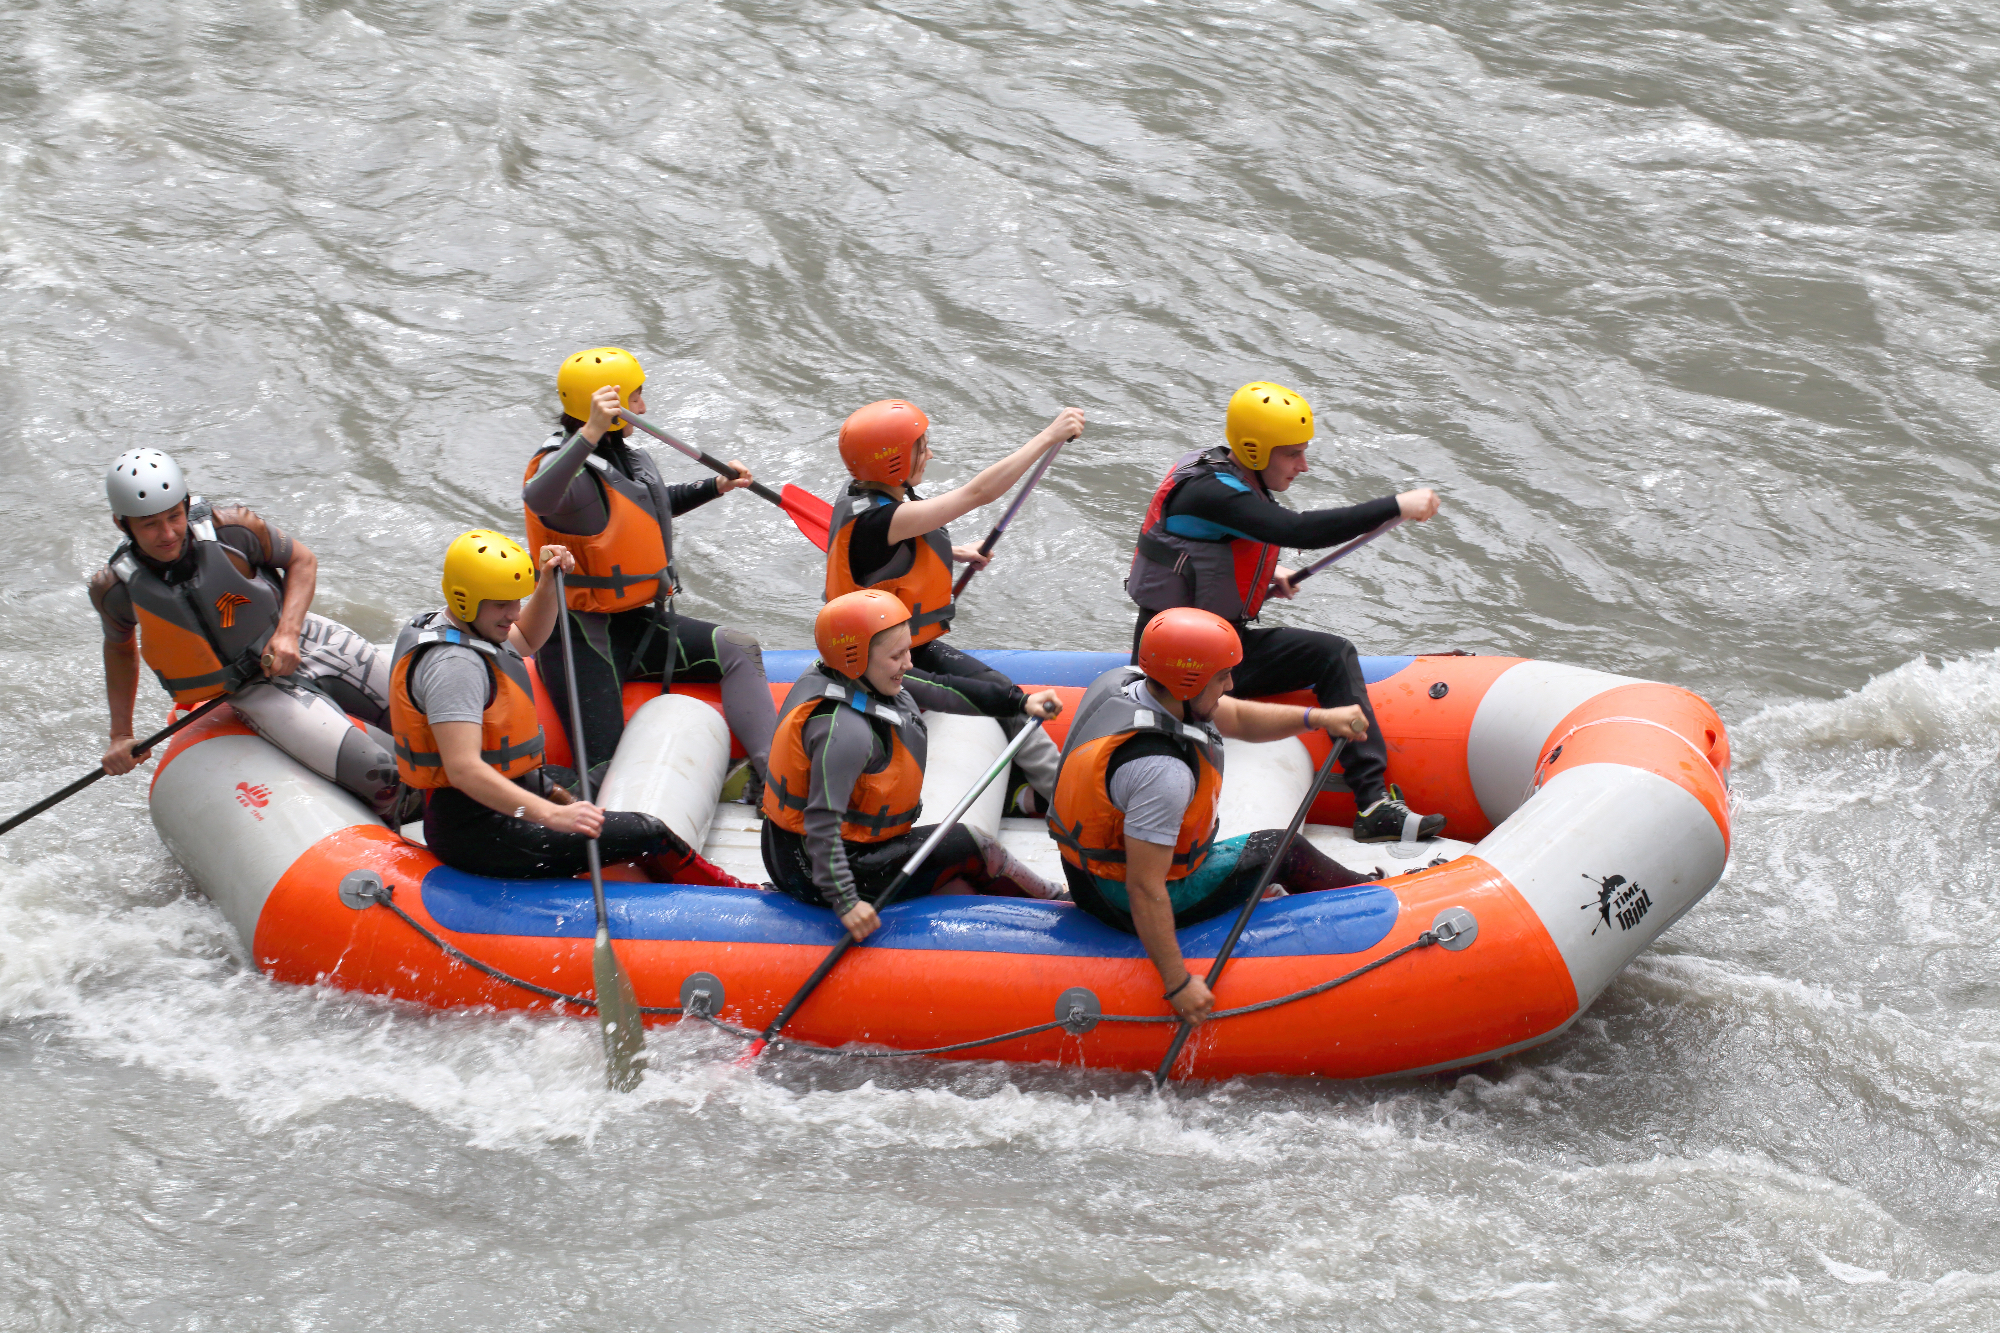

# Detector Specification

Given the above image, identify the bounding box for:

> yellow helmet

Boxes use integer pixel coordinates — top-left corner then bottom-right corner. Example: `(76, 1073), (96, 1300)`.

(556, 346), (645, 424)
(442, 530), (535, 621)
(1225, 381), (1314, 471)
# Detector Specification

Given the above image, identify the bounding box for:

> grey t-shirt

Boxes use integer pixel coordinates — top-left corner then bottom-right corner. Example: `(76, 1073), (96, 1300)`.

(406, 643), (493, 725)
(1103, 680), (1198, 847)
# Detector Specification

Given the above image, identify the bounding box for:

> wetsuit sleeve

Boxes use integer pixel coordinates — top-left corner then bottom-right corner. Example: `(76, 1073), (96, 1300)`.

(799, 706), (883, 913)
(903, 674), (1025, 718)
(521, 434), (610, 534)
(844, 501), (901, 585)
(88, 568), (136, 644)
(1164, 475), (1401, 550)
(666, 477), (723, 517)
(210, 505), (294, 570)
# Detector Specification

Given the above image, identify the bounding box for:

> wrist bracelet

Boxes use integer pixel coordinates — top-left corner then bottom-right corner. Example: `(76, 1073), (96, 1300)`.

(1163, 974), (1195, 1000)
(1304, 707), (1315, 730)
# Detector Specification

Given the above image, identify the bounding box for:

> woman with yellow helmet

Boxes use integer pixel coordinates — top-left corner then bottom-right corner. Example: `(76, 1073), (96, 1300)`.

(389, 530), (751, 885)
(1125, 382), (1446, 844)
(522, 347), (778, 804)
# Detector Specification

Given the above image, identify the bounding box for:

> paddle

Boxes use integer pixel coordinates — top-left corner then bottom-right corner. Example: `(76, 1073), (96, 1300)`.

(1286, 516), (1404, 589)
(950, 438), (1069, 598)
(0, 693), (232, 838)
(618, 407), (831, 550)
(739, 718), (1048, 1064)
(552, 567), (648, 1091)
(1153, 737), (1347, 1088)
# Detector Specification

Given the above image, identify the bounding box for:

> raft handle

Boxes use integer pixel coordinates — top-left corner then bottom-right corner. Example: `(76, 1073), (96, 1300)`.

(680, 972), (725, 1018)
(1057, 987), (1102, 1035)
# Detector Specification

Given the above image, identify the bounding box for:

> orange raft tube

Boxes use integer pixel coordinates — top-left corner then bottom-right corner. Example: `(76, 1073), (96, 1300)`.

(147, 650), (1729, 1081)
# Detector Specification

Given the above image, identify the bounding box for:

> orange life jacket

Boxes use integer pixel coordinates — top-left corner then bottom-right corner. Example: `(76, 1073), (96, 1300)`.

(824, 486), (955, 647)
(109, 500), (284, 704)
(523, 437), (678, 615)
(1126, 446), (1283, 624)
(1048, 666), (1224, 883)
(388, 610), (546, 789)
(762, 665), (926, 842)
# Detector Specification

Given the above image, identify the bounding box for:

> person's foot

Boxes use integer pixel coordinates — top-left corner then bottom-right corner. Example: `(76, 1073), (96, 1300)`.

(978, 835), (1068, 900)
(642, 846), (759, 888)
(737, 767), (765, 814)
(1352, 785), (1446, 843)
(1004, 778), (1045, 818)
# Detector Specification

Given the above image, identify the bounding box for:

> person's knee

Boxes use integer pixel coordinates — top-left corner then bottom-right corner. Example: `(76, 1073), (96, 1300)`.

(334, 727), (398, 808)
(717, 626), (764, 675)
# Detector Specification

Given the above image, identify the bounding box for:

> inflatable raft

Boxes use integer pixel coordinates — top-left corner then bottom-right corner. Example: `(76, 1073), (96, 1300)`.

(147, 649), (1730, 1081)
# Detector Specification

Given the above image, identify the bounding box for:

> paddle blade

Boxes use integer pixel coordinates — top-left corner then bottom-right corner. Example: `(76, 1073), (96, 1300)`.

(781, 484), (832, 551)
(734, 1037), (768, 1068)
(593, 936), (647, 1092)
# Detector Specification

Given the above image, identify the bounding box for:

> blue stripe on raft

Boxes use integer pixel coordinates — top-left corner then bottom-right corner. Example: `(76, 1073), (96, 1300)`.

(760, 649), (1418, 688)
(419, 869), (1400, 960)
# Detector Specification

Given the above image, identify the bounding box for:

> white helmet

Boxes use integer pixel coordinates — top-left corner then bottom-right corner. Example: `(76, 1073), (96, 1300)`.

(105, 449), (191, 519)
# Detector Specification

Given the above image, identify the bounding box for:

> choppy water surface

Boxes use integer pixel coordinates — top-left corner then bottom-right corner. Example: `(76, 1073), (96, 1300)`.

(6, 0), (2000, 1327)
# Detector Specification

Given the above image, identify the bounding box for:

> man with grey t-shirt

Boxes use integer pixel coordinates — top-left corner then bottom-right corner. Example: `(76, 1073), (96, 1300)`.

(1048, 608), (1379, 1025)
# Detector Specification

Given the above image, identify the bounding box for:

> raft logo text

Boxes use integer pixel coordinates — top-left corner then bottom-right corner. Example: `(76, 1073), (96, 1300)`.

(1581, 874), (1652, 935)
(235, 782), (271, 820)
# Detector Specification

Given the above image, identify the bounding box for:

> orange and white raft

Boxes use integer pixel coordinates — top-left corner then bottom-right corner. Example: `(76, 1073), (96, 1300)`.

(148, 650), (1729, 1081)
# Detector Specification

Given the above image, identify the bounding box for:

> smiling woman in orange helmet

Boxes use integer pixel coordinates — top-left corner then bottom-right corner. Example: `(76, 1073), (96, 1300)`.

(1048, 608), (1376, 1025)
(1127, 381), (1445, 844)
(522, 347), (778, 803)
(761, 590), (1069, 942)
(825, 398), (1084, 814)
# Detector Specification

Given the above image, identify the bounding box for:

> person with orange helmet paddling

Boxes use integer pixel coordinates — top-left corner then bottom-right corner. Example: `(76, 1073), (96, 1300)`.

(523, 347), (778, 803)
(1127, 381), (1445, 844)
(390, 529), (751, 887)
(827, 398), (1082, 813)
(762, 590), (1069, 941)
(1048, 608), (1377, 1024)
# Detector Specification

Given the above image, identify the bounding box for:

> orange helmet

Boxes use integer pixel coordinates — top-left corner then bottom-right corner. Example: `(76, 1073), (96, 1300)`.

(1138, 608), (1243, 700)
(816, 589), (912, 678)
(838, 399), (929, 486)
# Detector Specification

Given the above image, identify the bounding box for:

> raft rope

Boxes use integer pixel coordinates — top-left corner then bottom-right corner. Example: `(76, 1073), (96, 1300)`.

(363, 883), (1444, 1060)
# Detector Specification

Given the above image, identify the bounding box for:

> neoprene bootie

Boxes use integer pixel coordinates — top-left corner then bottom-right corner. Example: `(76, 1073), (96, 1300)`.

(1352, 784), (1446, 844)
(978, 834), (1068, 900)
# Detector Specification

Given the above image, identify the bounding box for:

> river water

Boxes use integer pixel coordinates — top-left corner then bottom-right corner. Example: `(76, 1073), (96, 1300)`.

(5, 0), (2000, 1327)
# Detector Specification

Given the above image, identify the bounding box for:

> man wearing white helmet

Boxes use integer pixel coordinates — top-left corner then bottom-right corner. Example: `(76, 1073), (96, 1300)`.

(89, 449), (406, 821)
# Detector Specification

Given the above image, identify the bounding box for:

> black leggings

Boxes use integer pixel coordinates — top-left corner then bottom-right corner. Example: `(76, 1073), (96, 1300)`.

(1132, 610), (1389, 808)
(907, 639), (1062, 797)
(762, 821), (985, 912)
(535, 606), (776, 781)
(422, 768), (690, 880)
(1064, 828), (1378, 933)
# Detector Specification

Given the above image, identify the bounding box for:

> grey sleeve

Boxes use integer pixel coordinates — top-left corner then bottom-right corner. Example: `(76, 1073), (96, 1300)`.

(521, 434), (610, 533)
(799, 706), (885, 914)
(1107, 755), (1196, 847)
(407, 647), (492, 726)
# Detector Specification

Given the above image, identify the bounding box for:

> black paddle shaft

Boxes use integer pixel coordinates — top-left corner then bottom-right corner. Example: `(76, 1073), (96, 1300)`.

(0, 694), (232, 838)
(1153, 737), (1347, 1087)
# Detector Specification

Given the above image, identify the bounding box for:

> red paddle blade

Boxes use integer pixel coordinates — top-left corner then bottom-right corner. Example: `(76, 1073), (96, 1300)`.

(781, 484), (832, 551)
(735, 1038), (768, 1067)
